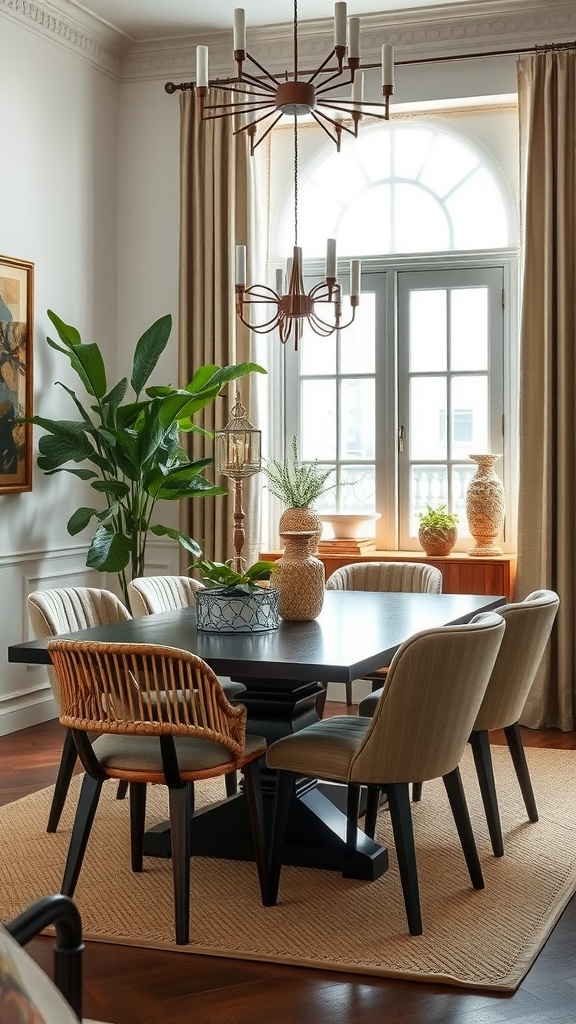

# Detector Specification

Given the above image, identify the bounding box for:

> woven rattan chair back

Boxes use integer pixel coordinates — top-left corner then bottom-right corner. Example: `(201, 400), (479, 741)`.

(46, 639), (270, 944)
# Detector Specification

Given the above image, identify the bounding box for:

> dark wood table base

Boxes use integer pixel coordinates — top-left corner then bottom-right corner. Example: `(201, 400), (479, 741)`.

(142, 675), (389, 881)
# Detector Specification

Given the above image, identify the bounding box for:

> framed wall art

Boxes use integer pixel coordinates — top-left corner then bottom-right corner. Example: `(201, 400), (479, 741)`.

(0, 254), (34, 493)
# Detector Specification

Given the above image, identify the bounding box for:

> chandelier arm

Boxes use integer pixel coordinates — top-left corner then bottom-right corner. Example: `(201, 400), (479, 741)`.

(314, 108), (358, 138)
(203, 99), (275, 112)
(307, 311), (339, 337)
(310, 111), (340, 146)
(316, 74), (355, 96)
(242, 53), (282, 88)
(229, 69), (277, 93)
(307, 49), (338, 85)
(204, 105), (275, 123)
(234, 110), (283, 145)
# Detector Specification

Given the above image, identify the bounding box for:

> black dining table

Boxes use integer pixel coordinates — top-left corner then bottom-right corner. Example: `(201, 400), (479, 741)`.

(8, 590), (505, 880)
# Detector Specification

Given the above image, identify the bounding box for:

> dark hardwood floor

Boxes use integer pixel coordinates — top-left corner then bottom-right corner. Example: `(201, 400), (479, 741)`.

(2, 712), (575, 1024)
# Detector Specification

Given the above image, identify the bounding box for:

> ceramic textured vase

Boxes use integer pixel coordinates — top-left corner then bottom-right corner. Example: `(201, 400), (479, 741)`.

(466, 454), (505, 557)
(278, 507), (322, 554)
(273, 530), (325, 621)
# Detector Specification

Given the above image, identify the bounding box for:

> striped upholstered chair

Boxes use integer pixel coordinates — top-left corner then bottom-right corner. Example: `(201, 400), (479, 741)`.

(267, 612), (505, 935)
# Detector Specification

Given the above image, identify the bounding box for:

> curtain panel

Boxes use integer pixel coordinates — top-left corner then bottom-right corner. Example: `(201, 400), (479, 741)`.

(516, 50), (576, 729)
(178, 89), (259, 567)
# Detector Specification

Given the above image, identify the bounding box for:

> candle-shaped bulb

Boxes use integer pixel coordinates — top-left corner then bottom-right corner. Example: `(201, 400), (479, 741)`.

(196, 45), (209, 88)
(382, 43), (394, 87)
(235, 245), (247, 287)
(326, 238), (337, 279)
(234, 9), (246, 51)
(348, 17), (360, 59)
(350, 259), (361, 298)
(352, 71), (364, 109)
(275, 268), (284, 295)
(334, 2), (347, 47)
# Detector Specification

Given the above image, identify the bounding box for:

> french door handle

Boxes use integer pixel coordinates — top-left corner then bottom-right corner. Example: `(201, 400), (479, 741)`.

(398, 425), (405, 453)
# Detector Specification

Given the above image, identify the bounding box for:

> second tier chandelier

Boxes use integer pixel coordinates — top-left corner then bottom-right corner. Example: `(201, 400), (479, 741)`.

(167, 1), (395, 348)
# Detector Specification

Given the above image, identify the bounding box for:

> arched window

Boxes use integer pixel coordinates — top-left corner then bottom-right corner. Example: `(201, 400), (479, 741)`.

(273, 116), (517, 552)
(275, 120), (516, 257)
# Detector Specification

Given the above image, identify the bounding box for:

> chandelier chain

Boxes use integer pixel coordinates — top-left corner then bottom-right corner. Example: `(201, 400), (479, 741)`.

(293, 116), (298, 248)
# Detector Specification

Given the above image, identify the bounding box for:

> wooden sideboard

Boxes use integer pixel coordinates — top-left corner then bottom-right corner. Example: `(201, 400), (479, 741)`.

(260, 549), (516, 601)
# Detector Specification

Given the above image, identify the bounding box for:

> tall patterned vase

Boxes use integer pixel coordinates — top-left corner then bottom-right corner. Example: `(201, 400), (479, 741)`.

(273, 530), (325, 621)
(466, 454), (505, 557)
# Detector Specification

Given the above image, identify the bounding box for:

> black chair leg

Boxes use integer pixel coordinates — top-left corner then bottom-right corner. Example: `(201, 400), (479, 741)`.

(345, 784), (361, 862)
(168, 783), (192, 946)
(47, 729), (78, 833)
(116, 780), (129, 800)
(504, 721), (539, 822)
(412, 782), (423, 802)
(345, 681), (352, 707)
(129, 782), (147, 872)
(364, 785), (381, 840)
(269, 771), (297, 905)
(225, 771), (238, 797)
(387, 782), (422, 936)
(470, 729), (504, 857)
(443, 766), (484, 889)
(315, 682), (328, 718)
(242, 757), (273, 905)
(61, 774), (103, 899)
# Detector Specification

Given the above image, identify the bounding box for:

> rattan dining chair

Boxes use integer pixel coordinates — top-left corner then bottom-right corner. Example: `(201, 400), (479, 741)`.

(267, 611), (505, 936)
(27, 586), (132, 832)
(128, 574), (247, 796)
(47, 638), (271, 946)
(359, 590), (560, 857)
(324, 562), (443, 707)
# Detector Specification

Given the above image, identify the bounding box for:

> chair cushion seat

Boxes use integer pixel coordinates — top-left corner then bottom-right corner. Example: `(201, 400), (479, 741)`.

(267, 716), (371, 782)
(93, 732), (266, 775)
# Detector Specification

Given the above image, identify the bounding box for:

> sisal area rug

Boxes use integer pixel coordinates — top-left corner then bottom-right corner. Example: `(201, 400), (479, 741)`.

(0, 745), (575, 992)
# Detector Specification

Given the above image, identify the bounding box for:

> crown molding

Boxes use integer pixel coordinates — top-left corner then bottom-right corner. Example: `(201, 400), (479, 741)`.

(3, 0), (575, 83)
(125, 0), (576, 83)
(0, 0), (127, 79)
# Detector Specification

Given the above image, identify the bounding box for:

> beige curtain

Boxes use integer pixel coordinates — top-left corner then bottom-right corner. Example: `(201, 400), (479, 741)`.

(516, 50), (576, 729)
(178, 89), (259, 566)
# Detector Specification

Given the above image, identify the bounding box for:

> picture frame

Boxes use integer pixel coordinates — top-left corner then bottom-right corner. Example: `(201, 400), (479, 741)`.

(0, 254), (34, 493)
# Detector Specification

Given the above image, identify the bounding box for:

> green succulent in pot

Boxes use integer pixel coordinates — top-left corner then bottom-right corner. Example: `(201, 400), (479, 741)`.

(417, 503), (459, 557)
(26, 309), (266, 605)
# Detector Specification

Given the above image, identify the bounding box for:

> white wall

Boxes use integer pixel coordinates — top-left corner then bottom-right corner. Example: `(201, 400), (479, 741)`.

(0, 15), (120, 732)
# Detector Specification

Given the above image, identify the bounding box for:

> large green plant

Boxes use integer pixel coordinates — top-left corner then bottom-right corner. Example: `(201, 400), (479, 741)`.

(29, 310), (265, 605)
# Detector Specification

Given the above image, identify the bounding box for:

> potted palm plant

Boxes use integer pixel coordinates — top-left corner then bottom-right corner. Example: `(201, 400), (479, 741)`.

(193, 558), (279, 632)
(417, 503), (459, 556)
(262, 436), (335, 551)
(27, 310), (266, 605)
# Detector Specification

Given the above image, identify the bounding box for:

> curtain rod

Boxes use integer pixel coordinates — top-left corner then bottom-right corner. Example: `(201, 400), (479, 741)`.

(165, 39), (576, 94)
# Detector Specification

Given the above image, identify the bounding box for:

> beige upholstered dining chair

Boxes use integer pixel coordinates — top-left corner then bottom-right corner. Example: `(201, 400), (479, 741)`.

(267, 611), (505, 936)
(48, 638), (271, 946)
(359, 590), (560, 857)
(128, 574), (246, 796)
(27, 586), (132, 832)
(324, 561), (443, 707)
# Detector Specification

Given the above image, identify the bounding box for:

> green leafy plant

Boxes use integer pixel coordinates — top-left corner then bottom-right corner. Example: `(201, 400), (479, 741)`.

(262, 436), (335, 509)
(417, 503), (459, 529)
(193, 558), (278, 594)
(27, 310), (266, 605)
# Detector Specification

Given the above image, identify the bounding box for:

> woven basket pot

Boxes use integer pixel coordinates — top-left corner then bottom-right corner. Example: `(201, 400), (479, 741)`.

(418, 524), (458, 557)
(278, 507), (322, 553)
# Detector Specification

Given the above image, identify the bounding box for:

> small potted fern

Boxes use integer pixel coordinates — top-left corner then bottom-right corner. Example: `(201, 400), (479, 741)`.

(262, 436), (335, 552)
(193, 558), (279, 632)
(417, 503), (459, 556)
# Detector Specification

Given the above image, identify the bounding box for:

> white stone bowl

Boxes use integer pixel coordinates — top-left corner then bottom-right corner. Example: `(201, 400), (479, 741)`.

(319, 512), (381, 540)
